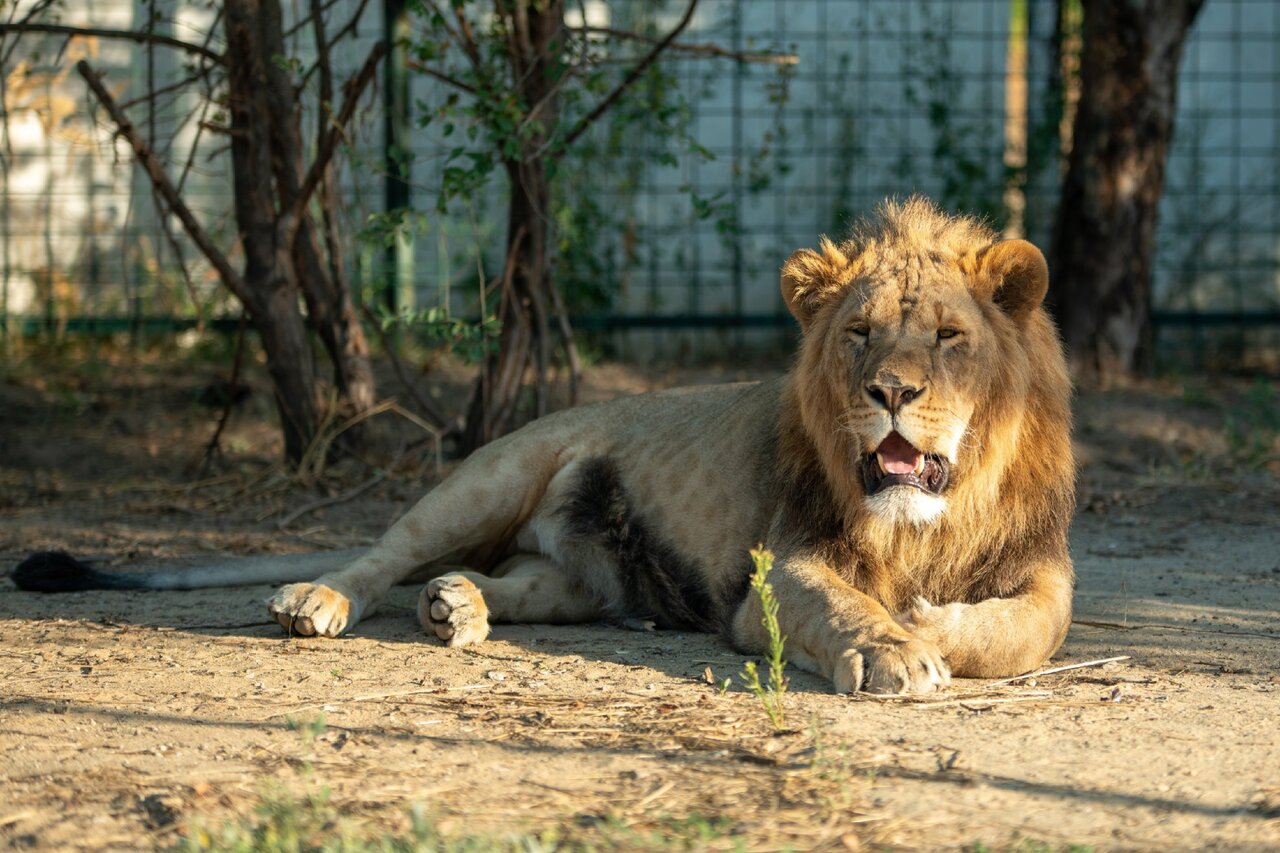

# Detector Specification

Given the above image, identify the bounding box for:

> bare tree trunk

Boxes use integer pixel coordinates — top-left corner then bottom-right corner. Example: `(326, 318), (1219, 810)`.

(220, 0), (380, 462)
(1048, 0), (1204, 380)
(260, 0), (376, 420)
(222, 0), (321, 462)
(255, 281), (323, 460)
(461, 0), (564, 453)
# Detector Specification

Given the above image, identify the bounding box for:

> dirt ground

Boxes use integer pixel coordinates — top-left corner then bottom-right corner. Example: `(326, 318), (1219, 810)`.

(1, 346), (1278, 851)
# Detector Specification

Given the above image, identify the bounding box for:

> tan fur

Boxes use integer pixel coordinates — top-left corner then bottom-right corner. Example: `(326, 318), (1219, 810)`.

(266, 197), (1075, 694)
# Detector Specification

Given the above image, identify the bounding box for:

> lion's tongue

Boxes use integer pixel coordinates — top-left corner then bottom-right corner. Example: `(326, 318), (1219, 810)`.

(876, 432), (923, 475)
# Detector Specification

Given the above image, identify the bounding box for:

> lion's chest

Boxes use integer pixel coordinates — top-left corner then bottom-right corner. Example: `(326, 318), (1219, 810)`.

(842, 536), (1024, 613)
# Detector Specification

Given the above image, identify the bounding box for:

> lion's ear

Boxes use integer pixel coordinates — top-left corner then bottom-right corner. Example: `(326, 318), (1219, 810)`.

(976, 239), (1048, 321)
(781, 237), (850, 330)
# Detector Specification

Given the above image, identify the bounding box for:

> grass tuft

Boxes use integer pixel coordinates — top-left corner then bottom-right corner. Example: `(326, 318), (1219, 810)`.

(177, 792), (565, 853)
(176, 791), (747, 853)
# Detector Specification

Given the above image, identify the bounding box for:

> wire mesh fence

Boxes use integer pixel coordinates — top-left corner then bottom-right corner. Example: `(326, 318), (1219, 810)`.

(1, 0), (1278, 368)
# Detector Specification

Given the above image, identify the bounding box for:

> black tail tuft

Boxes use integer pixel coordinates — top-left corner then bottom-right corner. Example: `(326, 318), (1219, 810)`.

(12, 551), (146, 592)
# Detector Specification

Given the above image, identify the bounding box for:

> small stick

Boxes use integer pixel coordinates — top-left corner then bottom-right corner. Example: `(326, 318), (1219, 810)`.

(197, 311), (248, 477)
(276, 452), (399, 529)
(359, 302), (451, 431)
(918, 694), (1057, 709)
(262, 686), (446, 719)
(633, 780), (677, 810)
(857, 689), (1053, 703)
(182, 621), (279, 631)
(121, 473), (242, 493)
(985, 655), (1130, 687)
(0, 810), (38, 829)
(385, 402), (444, 475)
(526, 780), (583, 797)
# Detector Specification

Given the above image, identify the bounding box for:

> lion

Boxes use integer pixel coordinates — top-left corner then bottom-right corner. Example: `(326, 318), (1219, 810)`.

(13, 197), (1075, 694)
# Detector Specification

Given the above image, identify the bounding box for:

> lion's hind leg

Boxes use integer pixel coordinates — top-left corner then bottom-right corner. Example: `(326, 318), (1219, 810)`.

(266, 433), (572, 638)
(418, 554), (605, 646)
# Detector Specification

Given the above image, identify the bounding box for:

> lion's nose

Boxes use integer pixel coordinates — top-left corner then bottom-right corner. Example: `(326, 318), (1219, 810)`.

(866, 382), (924, 414)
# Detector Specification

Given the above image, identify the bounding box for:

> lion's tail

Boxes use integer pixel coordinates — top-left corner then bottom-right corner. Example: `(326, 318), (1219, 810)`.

(10, 549), (365, 592)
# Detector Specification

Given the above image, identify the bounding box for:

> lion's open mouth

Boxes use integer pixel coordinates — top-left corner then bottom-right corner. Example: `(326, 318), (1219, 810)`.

(861, 431), (951, 496)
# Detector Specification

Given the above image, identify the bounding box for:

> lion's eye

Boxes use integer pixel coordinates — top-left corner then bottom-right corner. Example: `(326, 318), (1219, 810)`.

(937, 327), (961, 341)
(849, 324), (870, 338)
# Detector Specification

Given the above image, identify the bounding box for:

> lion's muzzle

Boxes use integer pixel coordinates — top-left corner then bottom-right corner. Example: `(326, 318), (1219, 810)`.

(861, 431), (951, 496)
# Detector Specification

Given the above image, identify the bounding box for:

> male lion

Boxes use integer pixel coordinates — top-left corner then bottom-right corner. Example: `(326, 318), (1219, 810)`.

(14, 198), (1075, 694)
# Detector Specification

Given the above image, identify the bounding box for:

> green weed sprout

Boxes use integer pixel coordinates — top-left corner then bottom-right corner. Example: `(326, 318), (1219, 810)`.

(740, 547), (788, 729)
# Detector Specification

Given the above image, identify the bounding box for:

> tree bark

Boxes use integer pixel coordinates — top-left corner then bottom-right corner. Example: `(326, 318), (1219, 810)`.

(223, 0), (321, 462)
(220, 0), (378, 463)
(1048, 0), (1204, 380)
(461, 1), (564, 453)
(259, 0), (377, 421)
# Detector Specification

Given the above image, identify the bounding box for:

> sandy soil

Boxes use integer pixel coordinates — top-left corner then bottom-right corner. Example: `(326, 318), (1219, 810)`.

(1, 350), (1278, 851)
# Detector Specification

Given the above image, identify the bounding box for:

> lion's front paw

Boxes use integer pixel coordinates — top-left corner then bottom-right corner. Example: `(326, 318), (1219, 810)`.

(267, 582), (358, 637)
(832, 637), (951, 695)
(418, 575), (491, 646)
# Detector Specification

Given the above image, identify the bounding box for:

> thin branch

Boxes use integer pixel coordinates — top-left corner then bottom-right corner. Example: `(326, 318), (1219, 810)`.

(0, 22), (224, 65)
(76, 60), (247, 303)
(512, 62), (580, 141)
(405, 59), (477, 95)
(117, 68), (214, 111)
(277, 449), (402, 529)
(183, 13), (225, 190)
(120, 8), (223, 111)
(417, 0), (483, 75)
(359, 301), (451, 432)
(287, 40), (386, 242)
(296, 0), (374, 91)
(155, 201), (203, 328)
(453, 6), (483, 69)
(152, 58), (218, 320)
(985, 656), (1132, 687)
(311, 0), (335, 124)
(0, 0), (61, 69)
(546, 276), (581, 406)
(309, 0), (344, 313)
(175, 86), (215, 195)
(325, 0), (373, 47)
(558, 0), (700, 151)
(283, 0), (343, 40)
(203, 141), (232, 162)
(416, 1), (466, 59)
(196, 312), (249, 477)
(488, 226), (529, 437)
(579, 25), (798, 65)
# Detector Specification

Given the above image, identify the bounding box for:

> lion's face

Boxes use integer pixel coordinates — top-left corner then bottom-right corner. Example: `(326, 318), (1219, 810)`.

(782, 199), (1050, 527)
(829, 263), (989, 524)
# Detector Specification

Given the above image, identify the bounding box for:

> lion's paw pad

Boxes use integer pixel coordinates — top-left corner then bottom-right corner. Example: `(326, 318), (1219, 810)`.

(266, 582), (355, 637)
(419, 576), (491, 646)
